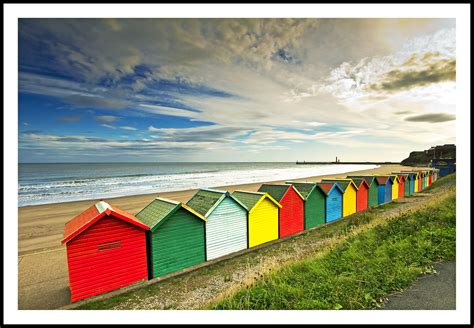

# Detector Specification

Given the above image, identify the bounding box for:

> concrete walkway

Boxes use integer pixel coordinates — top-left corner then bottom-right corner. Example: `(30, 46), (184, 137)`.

(382, 261), (456, 310)
(18, 248), (70, 310)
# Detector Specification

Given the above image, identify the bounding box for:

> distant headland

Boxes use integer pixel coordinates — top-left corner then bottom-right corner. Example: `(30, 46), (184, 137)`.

(297, 144), (456, 166)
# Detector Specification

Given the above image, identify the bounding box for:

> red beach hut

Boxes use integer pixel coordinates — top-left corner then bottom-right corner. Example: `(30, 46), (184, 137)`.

(62, 201), (149, 302)
(350, 178), (370, 212)
(257, 184), (305, 238)
(396, 174), (406, 199)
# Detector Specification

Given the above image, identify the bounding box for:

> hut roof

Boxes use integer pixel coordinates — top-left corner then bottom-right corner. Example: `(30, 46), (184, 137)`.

(317, 182), (344, 196)
(391, 173), (408, 182)
(349, 178), (370, 189)
(321, 178), (358, 191)
(375, 176), (389, 184)
(186, 188), (247, 217)
(232, 190), (282, 211)
(258, 184), (304, 202)
(285, 181), (318, 200)
(62, 200), (149, 244)
(136, 197), (206, 231)
(347, 175), (379, 186)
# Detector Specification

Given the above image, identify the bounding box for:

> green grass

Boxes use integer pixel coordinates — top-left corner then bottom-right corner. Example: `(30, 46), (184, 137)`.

(211, 191), (456, 310)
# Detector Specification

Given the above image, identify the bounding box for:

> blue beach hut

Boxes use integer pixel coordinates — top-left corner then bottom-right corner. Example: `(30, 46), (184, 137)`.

(317, 182), (344, 223)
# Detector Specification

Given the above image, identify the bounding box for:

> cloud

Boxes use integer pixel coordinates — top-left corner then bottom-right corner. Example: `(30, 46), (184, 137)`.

(149, 125), (250, 143)
(306, 121), (327, 127)
(101, 124), (117, 129)
(104, 18), (122, 32)
(322, 29), (456, 103)
(19, 132), (229, 156)
(64, 94), (128, 109)
(95, 115), (120, 124)
(18, 19), (457, 162)
(57, 115), (82, 123)
(370, 55), (456, 92)
(119, 126), (137, 131)
(404, 113), (456, 123)
(139, 104), (200, 119)
(21, 133), (109, 143)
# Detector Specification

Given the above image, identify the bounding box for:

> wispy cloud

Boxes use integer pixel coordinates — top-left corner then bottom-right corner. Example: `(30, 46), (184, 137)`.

(405, 113), (456, 123)
(119, 126), (138, 131)
(95, 115), (120, 124)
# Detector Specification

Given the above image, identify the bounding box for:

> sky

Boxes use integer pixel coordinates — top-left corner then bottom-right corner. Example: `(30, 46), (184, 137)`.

(18, 18), (456, 163)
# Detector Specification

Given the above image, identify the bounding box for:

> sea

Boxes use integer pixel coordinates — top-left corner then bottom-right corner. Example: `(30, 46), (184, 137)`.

(18, 162), (379, 207)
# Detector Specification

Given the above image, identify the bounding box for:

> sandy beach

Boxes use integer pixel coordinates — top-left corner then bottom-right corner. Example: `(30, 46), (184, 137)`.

(17, 164), (429, 309)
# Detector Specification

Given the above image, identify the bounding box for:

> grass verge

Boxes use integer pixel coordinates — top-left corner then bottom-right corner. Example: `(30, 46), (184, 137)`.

(210, 188), (456, 309)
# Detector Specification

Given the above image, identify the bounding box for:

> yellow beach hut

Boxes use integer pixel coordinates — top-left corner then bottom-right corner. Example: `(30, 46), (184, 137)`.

(231, 190), (281, 248)
(321, 178), (358, 217)
(414, 172), (421, 192)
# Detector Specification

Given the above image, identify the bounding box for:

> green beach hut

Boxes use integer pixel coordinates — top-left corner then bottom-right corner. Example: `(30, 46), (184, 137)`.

(136, 197), (207, 279)
(285, 181), (325, 230)
(347, 176), (380, 208)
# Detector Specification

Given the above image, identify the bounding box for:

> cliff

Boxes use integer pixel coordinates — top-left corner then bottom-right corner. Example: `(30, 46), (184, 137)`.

(401, 144), (456, 166)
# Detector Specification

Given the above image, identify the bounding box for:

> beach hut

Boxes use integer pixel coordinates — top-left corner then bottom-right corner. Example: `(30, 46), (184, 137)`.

(258, 184), (305, 238)
(419, 171), (424, 191)
(285, 181), (325, 230)
(404, 172), (416, 195)
(321, 178), (358, 217)
(62, 201), (149, 302)
(402, 170), (420, 193)
(231, 190), (281, 248)
(387, 175), (399, 200)
(349, 178), (370, 212)
(392, 172), (410, 197)
(375, 176), (393, 204)
(186, 189), (248, 261)
(136, 197), (206, 279)
(347, 176), (380, 208)
(317, 182), (344, 223)
(395, 174), (406, 199)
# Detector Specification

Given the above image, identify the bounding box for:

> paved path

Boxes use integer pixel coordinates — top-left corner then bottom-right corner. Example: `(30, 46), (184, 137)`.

(18, 248), (70, 309)
(382, 261), (456, 310)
